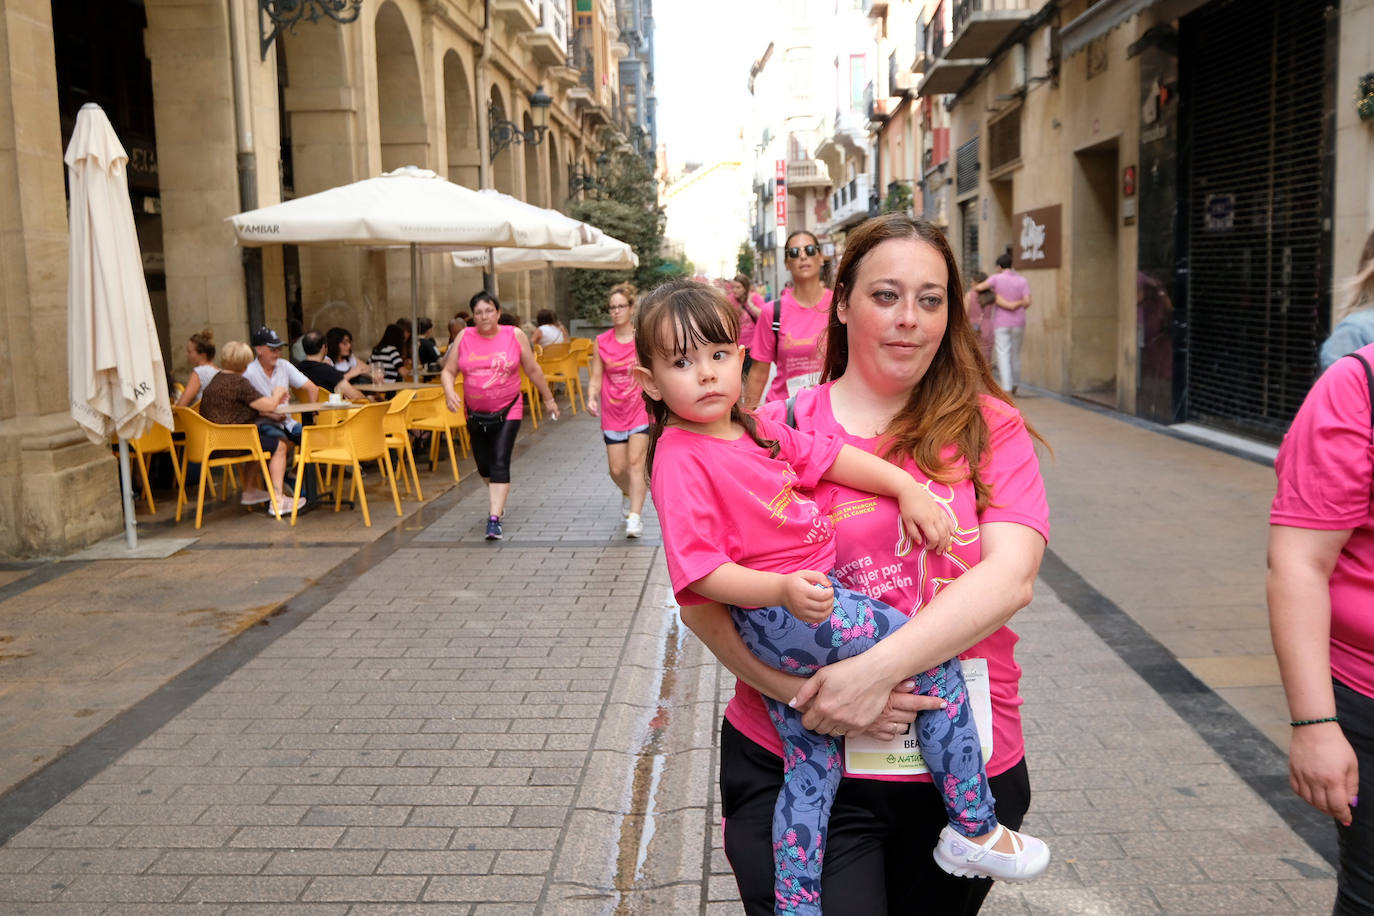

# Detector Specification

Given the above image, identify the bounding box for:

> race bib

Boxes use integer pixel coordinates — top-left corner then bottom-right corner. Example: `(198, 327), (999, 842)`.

(843, 658), (991, 776)
(785, 371), (822, 396)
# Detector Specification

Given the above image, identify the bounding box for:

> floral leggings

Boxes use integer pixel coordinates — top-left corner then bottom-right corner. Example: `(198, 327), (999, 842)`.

(730, 576), (996, 916)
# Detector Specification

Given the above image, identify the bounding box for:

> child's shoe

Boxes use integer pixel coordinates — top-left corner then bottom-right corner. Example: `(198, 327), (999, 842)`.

(932, 823), (1049, 882)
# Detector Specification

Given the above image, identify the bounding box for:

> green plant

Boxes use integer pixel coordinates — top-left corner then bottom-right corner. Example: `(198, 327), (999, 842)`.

(736, 240), (755, 277)
(883, 181), (914, 215)
(569, 148), (668, 321)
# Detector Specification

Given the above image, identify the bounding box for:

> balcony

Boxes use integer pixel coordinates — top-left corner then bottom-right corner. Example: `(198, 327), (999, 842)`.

(947, 0), (1036, 60)
(918, 57), (985, 96)
(787, 159), (832, 189)
(523, 0), (568, 67)
(827, 173), (873, 231)
(492, 0), (539, 33)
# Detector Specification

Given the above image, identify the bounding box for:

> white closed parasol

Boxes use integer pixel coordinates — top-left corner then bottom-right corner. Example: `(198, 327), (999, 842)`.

(66, 103), (173, 548)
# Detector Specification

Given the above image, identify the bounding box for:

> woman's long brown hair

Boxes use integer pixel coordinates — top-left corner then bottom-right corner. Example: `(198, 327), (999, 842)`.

(822, 212), (1046, 511)
(634, 279), (778, 477)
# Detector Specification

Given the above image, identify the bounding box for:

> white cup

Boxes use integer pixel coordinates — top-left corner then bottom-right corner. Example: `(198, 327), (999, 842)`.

(328, 392), (343, 404)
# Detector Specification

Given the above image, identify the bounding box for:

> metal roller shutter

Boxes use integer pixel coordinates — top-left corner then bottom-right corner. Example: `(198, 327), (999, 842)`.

(1180, 0), (1331, 441)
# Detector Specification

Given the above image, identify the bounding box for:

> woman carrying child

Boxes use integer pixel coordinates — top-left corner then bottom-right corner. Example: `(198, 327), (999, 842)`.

(636, 270), (1048, 916)
(679, 213), (1050, 915)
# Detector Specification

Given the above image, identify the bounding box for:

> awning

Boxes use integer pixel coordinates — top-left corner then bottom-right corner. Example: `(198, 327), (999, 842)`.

(1060, 0), (1206, 57)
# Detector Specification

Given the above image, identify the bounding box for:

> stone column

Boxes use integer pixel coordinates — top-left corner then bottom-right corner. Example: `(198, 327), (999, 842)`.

(0, 0), (123, 555)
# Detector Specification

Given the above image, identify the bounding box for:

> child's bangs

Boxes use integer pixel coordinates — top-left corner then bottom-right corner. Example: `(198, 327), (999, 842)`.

(649, 292), (736, 358)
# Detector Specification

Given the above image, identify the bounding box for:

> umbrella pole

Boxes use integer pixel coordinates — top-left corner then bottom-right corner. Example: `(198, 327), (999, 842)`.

(487, 248), (499, 298)
(410, 242), (420, 376)
(116, 437), (137, 549)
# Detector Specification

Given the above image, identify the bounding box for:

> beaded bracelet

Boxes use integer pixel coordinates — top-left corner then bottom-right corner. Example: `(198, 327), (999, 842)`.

(1290, 716), (1340, 727)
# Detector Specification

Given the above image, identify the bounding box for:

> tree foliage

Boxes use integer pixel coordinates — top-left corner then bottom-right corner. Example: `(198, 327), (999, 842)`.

(882, 181), (914, 215)
(569, 148), (668, 321)
(736, 241), (755, 278)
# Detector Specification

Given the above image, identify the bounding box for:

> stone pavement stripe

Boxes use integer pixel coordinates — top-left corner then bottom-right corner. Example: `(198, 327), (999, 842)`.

(0, 464), (484, 849)
(0, 559), (89, 604)
(1037, 548), (1336, 868)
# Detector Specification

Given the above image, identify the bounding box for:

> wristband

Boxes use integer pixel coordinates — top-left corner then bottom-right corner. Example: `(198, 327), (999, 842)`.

(1290, 716), (1340, 727)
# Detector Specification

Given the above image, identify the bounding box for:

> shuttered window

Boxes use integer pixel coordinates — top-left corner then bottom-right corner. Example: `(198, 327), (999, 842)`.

(987, 107), (1021, 173)
(956, 136), (979, 196)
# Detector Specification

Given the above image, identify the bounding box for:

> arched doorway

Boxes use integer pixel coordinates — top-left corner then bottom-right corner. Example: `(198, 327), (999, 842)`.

(490, 86), (516, 197)
(375, 2), (427, 171)
(443, 49), (478, 189)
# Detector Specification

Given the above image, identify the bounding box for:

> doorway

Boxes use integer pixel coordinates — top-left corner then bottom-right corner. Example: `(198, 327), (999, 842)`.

(1071, 139), (1120, 407)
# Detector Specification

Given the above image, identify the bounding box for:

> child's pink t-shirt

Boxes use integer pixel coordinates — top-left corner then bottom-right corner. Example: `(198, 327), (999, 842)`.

(730, 384), (1050, 781)
(595, 329), (649, 433)
(751, 289), (834, 404)
(651, 415), (845, 607)
(456, 326), (524, 419)
(1271, 344), (1374, 699)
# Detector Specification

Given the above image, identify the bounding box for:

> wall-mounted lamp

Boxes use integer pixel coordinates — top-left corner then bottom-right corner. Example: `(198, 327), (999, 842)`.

(489, 86), (553, 161)
(567, 152), (611, 200)
(259, 0), (362, 61)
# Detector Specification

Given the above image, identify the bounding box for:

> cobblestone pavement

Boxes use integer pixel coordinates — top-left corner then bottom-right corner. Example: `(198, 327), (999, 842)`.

(0, 397), (1345, 914)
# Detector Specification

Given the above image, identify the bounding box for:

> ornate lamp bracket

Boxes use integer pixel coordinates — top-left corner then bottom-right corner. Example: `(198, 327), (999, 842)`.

(260, 0), (364, 61)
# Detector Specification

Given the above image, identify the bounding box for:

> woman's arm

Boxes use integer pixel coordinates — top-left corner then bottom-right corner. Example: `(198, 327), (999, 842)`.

(585, 347), (605, 418)
(176, 371), (202, 407)
(441, 329), (464, 412)
(1267, 524), (1359, 826)
(516, 329), (560, 420)
(791, 521), (1044, 735)
(743, 365), (769, 410)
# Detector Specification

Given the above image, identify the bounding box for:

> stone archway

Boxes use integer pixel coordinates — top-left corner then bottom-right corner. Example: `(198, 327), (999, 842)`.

(442, 49), (478, 188)
(489, 85), (516, 197)
(548, 132), (566, 210)
(375, 2), (427, 171)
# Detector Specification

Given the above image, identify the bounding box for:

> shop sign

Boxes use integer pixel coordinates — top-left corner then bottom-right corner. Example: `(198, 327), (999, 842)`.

(1204, 193), (1234, 231)
(775, 159), (787, 228)
(1012, 204), (1061, 269)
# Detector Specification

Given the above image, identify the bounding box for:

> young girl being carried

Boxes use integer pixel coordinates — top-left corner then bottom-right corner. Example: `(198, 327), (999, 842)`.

(633, 279), (1049, 916)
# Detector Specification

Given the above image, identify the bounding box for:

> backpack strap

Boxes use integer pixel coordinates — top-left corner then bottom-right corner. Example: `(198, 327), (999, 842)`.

(785, 393), (799, 429)
(772, 299), (782, 342)
(1344, 352), (1374, 439)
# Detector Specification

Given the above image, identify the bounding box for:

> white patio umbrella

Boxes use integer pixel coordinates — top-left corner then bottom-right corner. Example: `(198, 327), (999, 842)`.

(66, 102), (174, 549)
(229, 167), (587, 370)
(450, 234), (639, 272)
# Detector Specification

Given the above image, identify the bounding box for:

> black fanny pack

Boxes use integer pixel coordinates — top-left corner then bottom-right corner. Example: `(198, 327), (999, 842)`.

(466, 396), (520, 433)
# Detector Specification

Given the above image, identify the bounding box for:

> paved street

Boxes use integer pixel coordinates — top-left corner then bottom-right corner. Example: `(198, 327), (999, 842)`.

(0, 393), (1344, 913)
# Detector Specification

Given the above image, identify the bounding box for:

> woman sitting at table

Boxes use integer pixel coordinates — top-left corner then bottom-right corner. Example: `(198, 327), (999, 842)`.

(369, 323), (408, 382)
(532, 309), (569, 348)
(326, 326), (368, 380)
(175, 329), (219, 407)
(198, 340), (299, 518)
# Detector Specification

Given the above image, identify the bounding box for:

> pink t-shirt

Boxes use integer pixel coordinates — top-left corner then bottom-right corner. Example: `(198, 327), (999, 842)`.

(988, 270), (1031, 329)
(596, 329), (649, 433)
(731, 291), (764, 348)
(650, 416), (846, 607)
(456, 326), (524, 419)
(1271, 344), (1374, 699)
(751, 289), (834, 404)
(729, 383), (1050, 781)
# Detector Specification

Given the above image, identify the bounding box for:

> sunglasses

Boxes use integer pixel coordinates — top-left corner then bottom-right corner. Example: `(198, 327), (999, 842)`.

(786, 244), (819, 259)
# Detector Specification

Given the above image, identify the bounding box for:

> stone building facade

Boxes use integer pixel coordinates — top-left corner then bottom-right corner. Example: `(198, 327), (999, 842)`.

(0, 0), (653, 556)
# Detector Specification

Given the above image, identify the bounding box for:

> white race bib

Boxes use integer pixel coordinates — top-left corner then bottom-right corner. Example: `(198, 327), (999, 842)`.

(843, 658), (992, 776)
(785, 370), (822, 396)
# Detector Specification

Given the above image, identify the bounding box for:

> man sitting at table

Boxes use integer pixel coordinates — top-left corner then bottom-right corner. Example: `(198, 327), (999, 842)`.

(294, 330), (366, 401)
(245, 326), (318, 510)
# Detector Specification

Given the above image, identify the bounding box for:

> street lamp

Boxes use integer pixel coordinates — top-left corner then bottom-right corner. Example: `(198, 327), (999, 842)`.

(489, 86), (553, 162)
(259, 0), (363, 61)
(567, 152), (610, 201)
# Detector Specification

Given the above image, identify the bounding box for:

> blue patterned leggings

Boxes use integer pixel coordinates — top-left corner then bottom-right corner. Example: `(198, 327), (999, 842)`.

(730, 576), (997, 916)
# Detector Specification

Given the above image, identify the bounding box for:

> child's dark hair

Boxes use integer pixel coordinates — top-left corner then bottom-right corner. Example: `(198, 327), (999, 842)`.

(633, 278), (778, 476)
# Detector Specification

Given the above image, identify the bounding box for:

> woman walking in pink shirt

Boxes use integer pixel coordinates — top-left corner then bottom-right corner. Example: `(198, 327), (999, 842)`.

(586, 283), (650, 538)
(973, 252), (1031, 394)
(745, 231), (833, 408)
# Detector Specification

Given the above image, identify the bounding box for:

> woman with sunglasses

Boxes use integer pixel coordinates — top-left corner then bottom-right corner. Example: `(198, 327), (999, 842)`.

(744, 230), (833, 408)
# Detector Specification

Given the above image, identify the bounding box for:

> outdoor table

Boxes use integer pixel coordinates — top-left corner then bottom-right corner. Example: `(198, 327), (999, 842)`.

(352, 381), (441, 394)
(276, 401), (360, 415)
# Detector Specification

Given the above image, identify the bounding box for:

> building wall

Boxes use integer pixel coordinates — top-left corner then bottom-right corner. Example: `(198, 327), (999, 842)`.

(1335, 0), (1374, 311)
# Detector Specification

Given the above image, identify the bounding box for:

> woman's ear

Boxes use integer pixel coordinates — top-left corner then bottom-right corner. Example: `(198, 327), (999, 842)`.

(632, 365), (661, 400)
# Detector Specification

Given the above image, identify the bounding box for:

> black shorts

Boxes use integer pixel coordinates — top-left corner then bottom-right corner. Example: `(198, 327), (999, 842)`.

(719, 719), (1031, 916)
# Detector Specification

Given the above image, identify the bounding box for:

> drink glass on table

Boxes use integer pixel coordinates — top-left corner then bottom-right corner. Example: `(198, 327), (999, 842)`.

(370, 364), (383, 384)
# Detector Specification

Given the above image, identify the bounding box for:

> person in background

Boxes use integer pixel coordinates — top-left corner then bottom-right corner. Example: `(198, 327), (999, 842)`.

(417, 316), (441, 367)
(370, 323), (407, 382)
(447, 318), (465, 353)
(532, 309), (569, 348)
(744, 230), (832, 408)
(1319, 229), (1374, 369)
(175, 329), (219, 407)
(294, 330), (365, 401)
(586, 282), (649, 539)
(965, 270), (996, 365)
(325, 326), (364, 379)
(973, 252), (1030, 395)
(728, 273), (763, 378)
(440, 291), (561, 540)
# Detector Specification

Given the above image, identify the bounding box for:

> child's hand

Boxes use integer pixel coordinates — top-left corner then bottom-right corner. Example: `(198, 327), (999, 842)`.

(898, 484), (954, 555)
(782, 571), (834, 625)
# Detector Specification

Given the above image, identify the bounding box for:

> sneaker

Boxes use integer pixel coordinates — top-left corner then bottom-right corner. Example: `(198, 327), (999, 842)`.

(621, 493), (631, 517)
(240, 488), (271, 506)
(932, 823), (1049, 882)
(269, 495), (301, 519)
(485, 515), (503, 540)
(625, 513), (643, 538)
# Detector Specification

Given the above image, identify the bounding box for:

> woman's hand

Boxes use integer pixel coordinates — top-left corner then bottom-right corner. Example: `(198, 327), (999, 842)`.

(1289, 722), (1359, 826)
(444, 389), (462, 413)
(585, 390), (601, 418)
(854, 683), (946, 740)
(782, 571), (833, 624)
(544, 395), (560, 421)
(790, 652), (905, 736)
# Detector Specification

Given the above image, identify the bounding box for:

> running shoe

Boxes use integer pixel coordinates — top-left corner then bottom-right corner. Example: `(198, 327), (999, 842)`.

(932, 823), (1049, 882)
(269, 495), (301, 519)
(625, 513), (643, 538)
(485, 515), (503, 540)
(240, 488), (270, 506)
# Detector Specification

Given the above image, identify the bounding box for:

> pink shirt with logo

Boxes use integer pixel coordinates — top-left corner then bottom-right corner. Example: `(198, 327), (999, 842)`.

(456, 326), (524, 419)
(650, 416), (846, 607)
(731, 291), (765, 349)
(988, 270), (1031, 329)
(596, 329), (649, 433)
(1271, 343), (1374, 699)
(751, 289), (834, 404)
(733, 383), (1050, 781)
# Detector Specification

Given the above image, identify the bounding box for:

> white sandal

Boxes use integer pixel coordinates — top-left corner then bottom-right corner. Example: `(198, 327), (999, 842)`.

(932, 823), (1050, 882)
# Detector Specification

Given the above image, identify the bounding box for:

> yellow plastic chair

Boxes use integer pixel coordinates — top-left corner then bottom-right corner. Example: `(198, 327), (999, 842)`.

(289, 401), (401, 527)
(173, 406), (279, 528)
(112, 423), (184, 514)
(519, 371), (541, 429)
(406, 388), (467, 483)
(538, 350), (585, 414)
(538, 341), (571, 362)
(382, 389), (423, 500)
(569, 337), (593, 378)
